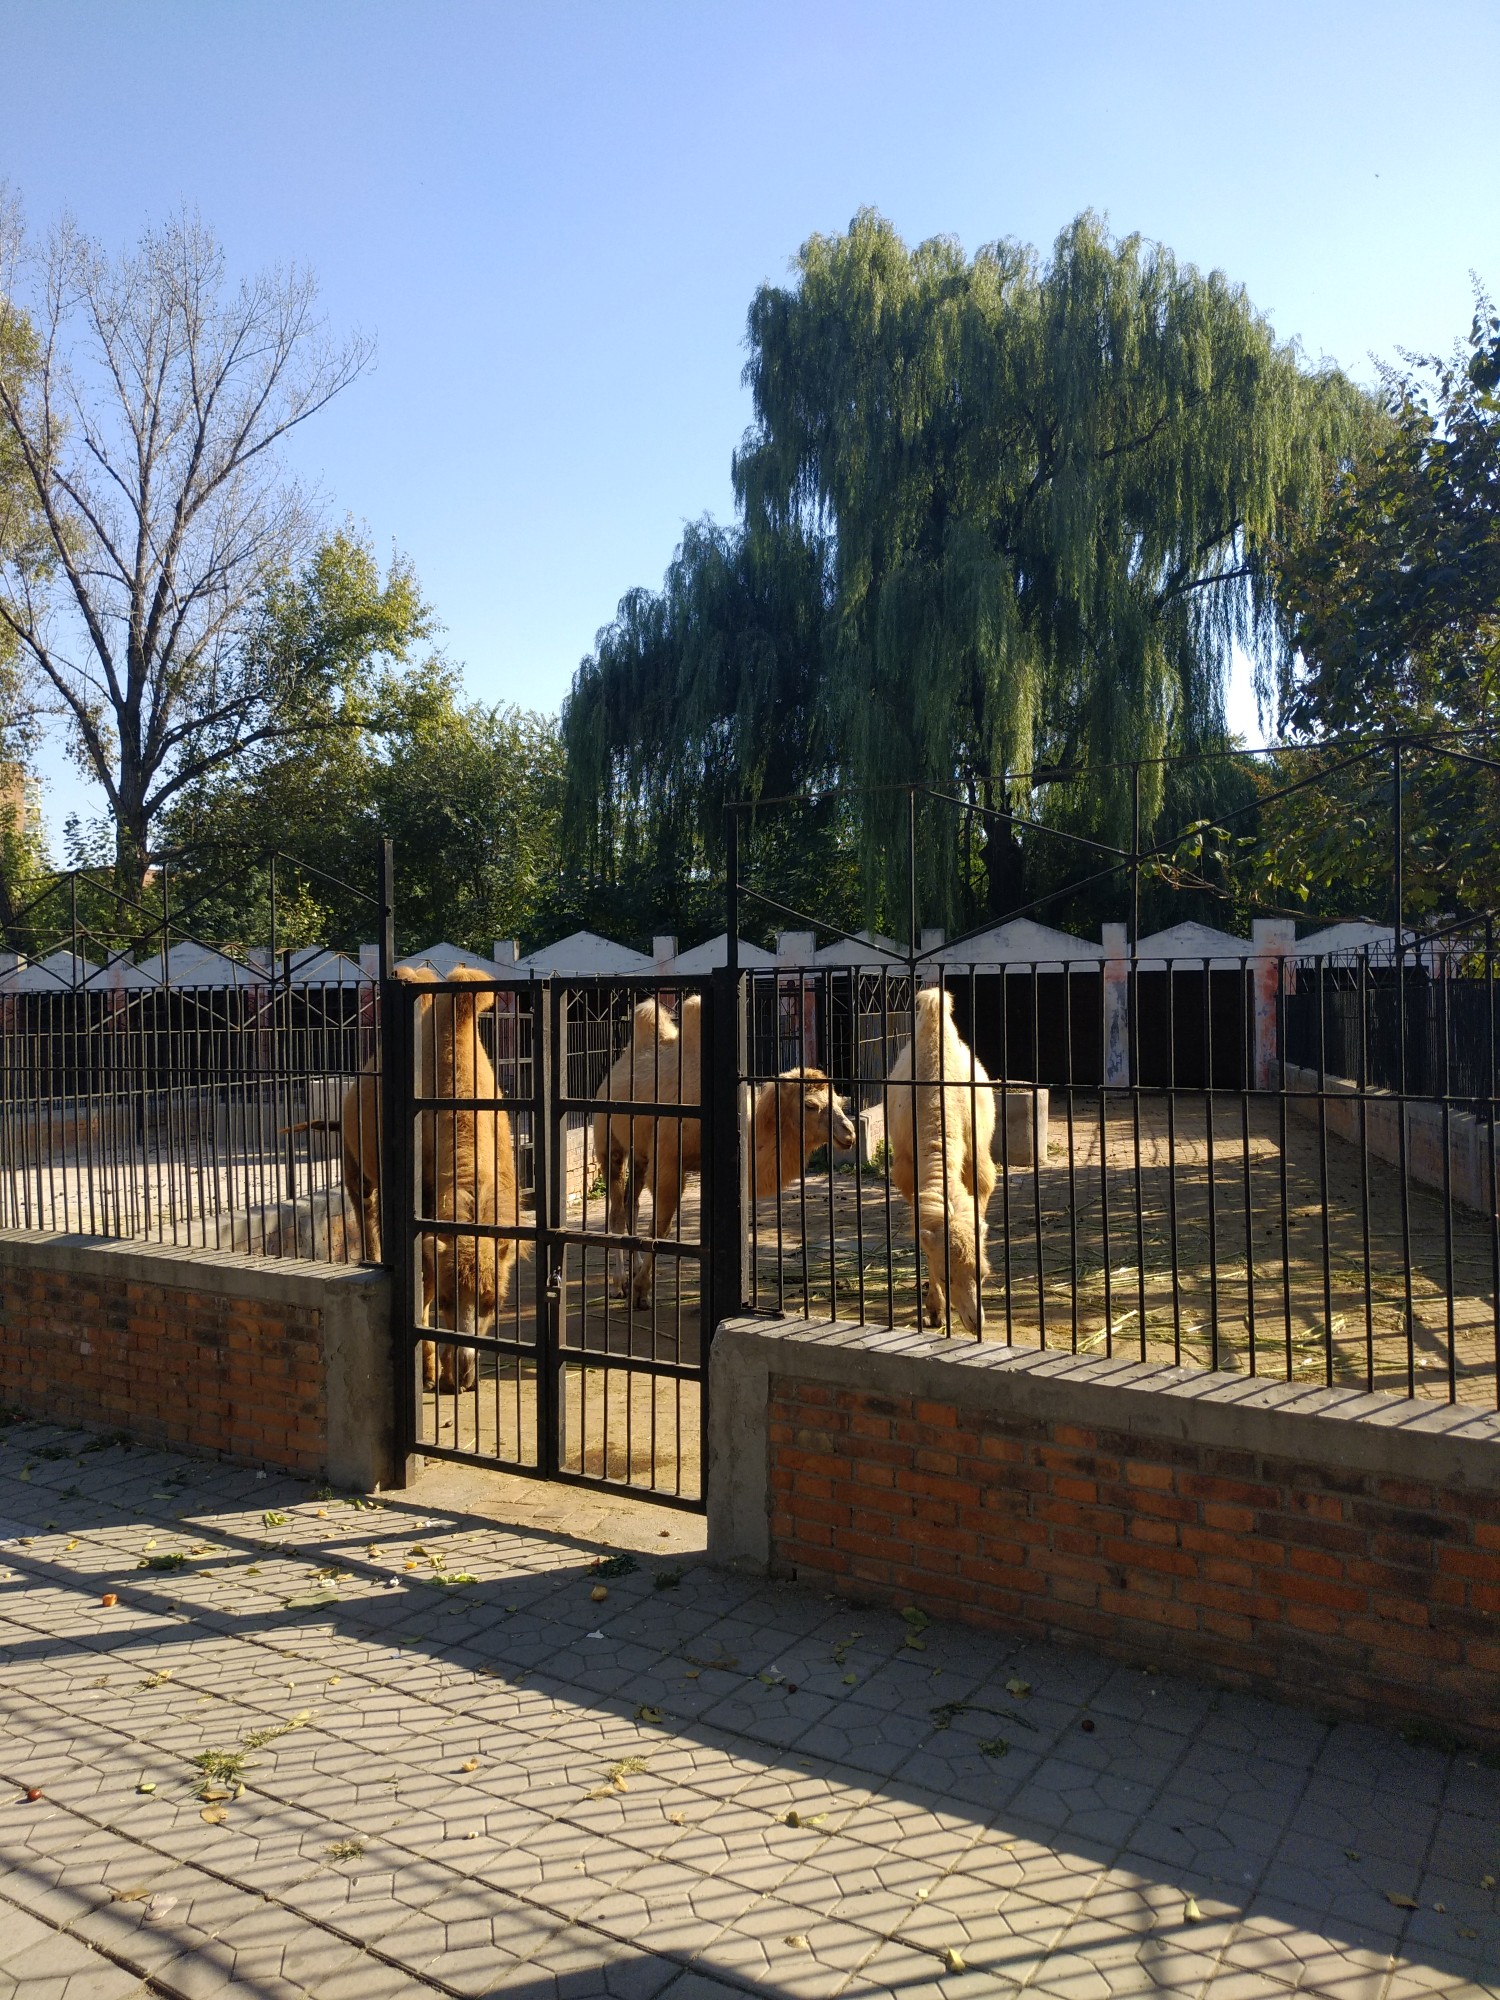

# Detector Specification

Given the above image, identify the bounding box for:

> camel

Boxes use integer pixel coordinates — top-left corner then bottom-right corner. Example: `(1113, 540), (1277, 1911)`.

(338, 965), (522, 1390)
(886, 984), (997, 1334)
(593, 993), (856, 1307)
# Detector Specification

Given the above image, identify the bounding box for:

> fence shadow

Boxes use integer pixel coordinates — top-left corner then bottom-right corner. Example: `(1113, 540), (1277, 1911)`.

(0, 1420), (1492, 1995)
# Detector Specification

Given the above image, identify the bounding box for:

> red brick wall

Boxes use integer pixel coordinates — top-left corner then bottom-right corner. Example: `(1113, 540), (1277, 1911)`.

(0, 1256), (326, 1474)
(768, 1375), (1500, 1745)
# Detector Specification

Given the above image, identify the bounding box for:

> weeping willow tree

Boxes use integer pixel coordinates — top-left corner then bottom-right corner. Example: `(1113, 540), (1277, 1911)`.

(565, 210), (1374, 932)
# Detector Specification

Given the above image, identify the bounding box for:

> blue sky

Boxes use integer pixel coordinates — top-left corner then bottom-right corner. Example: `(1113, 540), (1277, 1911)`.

(4, 0), (1497, 844)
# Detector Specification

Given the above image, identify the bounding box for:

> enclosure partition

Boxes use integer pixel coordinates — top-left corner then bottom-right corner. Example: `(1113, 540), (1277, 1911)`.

(0, 970), (379, 1261)
(735, 938), (1500, 1409)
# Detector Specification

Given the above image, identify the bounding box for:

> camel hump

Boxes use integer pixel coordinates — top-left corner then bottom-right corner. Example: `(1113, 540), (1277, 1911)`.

(630, 996), (678, 1044)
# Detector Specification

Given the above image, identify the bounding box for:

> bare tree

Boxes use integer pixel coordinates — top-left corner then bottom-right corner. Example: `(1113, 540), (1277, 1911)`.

(0, 203), (371, 891)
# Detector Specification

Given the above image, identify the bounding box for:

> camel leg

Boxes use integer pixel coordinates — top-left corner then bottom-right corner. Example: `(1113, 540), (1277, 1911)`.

(606, 1134), (637, 1299)
(632, 1127), (682, 1309)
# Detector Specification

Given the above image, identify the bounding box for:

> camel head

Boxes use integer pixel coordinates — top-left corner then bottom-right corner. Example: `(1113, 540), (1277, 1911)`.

(754, 1066), (857, 1185)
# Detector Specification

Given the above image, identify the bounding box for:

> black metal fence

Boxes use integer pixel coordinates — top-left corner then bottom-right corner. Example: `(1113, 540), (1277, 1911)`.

(0, 975), (381, 1260)
(734, 949), (1500, 1410)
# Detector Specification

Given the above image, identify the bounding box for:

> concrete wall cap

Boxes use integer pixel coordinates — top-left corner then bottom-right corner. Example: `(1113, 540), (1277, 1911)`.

(713, 1314), (1500, 1484)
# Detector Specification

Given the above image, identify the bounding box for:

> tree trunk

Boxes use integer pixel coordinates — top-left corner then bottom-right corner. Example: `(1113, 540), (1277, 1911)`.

(981, 813), (1026, 922)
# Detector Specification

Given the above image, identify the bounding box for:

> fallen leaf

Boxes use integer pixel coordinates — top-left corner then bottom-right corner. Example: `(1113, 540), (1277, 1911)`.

(1458, 1924), (1479, 1939)
(284, 1588), (337, 1610)
(461, 1757), (478, 1772)
(136, 1780), (155, 1794)
(585, 1785), (614, 1800)
(1005, 1677), (1031, 1698)
(636, 1705), (664, 1724)
(683, 1668), (700, 1680)
(758, 1667), (785, 1686)
(1482, 1874), (1496, 1890)
(1345, 1849), (1361, 1863)
(941, 1946), (965, 1972)
(65, 1539), (78, 1551)
(590, 1584), (609, 1603)
(1184, 1896), (1202, 1922)
(100, 1593), (118, 1608)
(842, 1673), (858, 1686)
(1432, 1901), (1446, 1914)
(110, 1885), (151, 1902)
(978, 1737), (1009, 1759)
(785, 1934), (810, 1951)
(200, 1805), (228, 1824)
(668, 1811), (685, 1825)
(1385, 1892), (1419, 1911)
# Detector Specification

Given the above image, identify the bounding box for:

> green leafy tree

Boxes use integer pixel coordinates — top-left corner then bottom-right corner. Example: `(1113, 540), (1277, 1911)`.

(565, 210), (1372, 934)
(1243, 297), (1500, 930)
(164, 552), (567, 960)
(1274, 294), (1500, 737)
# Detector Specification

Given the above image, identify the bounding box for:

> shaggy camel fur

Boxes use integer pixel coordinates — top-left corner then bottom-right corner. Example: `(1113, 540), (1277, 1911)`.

(593, 994), (856, 1306)
(887, 985), (997, 1334)
(339, 965), (522, 1390)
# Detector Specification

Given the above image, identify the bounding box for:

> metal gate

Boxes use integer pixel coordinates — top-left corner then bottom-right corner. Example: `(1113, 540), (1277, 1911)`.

(388, 972), (732, 1507)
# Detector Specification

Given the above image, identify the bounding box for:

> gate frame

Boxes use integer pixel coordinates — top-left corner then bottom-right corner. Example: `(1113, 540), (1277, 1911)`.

(386, 968), (729, 1507)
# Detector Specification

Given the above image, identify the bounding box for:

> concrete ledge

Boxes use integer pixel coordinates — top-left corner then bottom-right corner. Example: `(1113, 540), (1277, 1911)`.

(710, 1316), (1500, 1568)
(0, 1227), (376, 1305)
(1281, 1061), (1497, 1215)
(0, 1229), (395, 1491)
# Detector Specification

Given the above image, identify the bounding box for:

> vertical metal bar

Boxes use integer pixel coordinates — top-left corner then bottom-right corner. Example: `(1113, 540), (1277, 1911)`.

(1130, 932), (1146, 1361)
(1240, 957), (1256, 1376)
(1358, 946), (1375, 1390)
(997, 964), (1013, 1344)
(1064, 962), (1078, 1353)
(968, 963), (981, 1340)
(1032, 968), (1048, 1344)
(384, 976), (418, 1485)
(1488, 916), (1500, 1411)
(1098, 962), (1114, 1358)
(1316, 953), (1334, 1387)
(1440, 948), (1456, 1403)
(544, 980), (562, 1483)
(1277, 954), (1293, 1378)
(1204, 958), (1220, 1371)
(937, 965), (951, 1331)
(881, 967), (895, 1329)
(1165, 963), (1181, 1364)
(1393, 740), (1415, 1395)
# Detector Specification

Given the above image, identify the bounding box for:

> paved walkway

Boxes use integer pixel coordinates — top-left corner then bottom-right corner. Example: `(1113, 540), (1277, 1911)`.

(0, 1423), (1494, 2000)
